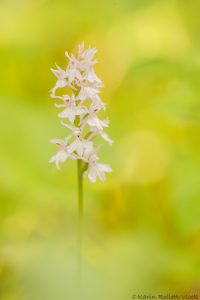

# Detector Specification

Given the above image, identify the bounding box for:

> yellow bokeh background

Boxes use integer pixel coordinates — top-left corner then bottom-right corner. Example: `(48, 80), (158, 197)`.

(1, 0), (200, 299)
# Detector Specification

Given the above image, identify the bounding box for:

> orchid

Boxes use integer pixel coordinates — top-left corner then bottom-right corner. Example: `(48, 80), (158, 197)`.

(49, 43), (113, 284)
(49, 42), (113, 183)
(49, 137), (76, 169)
(82, 147), (112, 182)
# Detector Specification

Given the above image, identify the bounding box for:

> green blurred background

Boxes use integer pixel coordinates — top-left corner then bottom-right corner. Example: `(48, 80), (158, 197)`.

(1, 0), (200, 299)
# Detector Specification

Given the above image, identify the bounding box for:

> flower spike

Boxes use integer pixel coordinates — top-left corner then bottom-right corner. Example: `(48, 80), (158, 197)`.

(49, 43), (112, 182)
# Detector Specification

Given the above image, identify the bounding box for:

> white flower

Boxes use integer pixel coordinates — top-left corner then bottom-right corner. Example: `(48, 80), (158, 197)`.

(82, 69), (103, 86)
(61, 123), (93, 157)
(49, 138), (75, 169)
(52, 93), (77, 103)
(66, 50), (95, 73)
(89, 127), (113, 145)
(77, 42), (97, 61)
(51, 64), (68, 94)
(68, 138), (93, 157)
(80, 47), (97, 61)
(91, 94), (106, 110)
(59, 103), (85, 123)
(87, 162), (112, 182)
(78, 85), (99, 101)
(82, 104), (109, 131)
(100, 132), (113, 145)
(83, 150), (112, 182)
(49, 43), (113, 182)
(65, 68), (82, 84)
(54, 94), (85, 123)
(78, 42), (85, 58)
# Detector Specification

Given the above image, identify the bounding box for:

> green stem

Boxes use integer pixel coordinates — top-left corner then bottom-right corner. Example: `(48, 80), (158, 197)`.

(78, 159), (83, 221)
(77, 159), (83, 287)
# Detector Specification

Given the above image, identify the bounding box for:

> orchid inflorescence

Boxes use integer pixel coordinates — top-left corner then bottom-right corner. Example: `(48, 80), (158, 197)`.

(49, 43), (113, 183)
